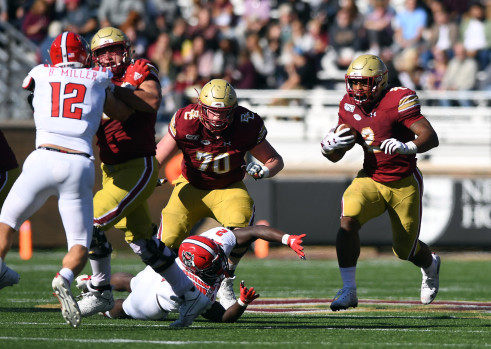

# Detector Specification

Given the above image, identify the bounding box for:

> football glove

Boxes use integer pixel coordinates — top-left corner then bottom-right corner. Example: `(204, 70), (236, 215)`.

(320, 127), (355, 154)
(121, 60), (150, 88)
(246, 162), (269, 180)
(282, 234), (306, 260)
(238, 280), (260, 307)
(380, 138), (418, 155)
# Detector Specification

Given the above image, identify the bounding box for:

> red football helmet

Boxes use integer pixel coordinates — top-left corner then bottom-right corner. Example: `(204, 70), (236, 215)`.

(49, 32), (91, 68)
(179, 235), (229, 284)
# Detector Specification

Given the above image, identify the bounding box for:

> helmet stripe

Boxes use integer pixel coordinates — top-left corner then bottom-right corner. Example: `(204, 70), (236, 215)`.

(61, 32), (68, 63)
(182, 238), (217, 258)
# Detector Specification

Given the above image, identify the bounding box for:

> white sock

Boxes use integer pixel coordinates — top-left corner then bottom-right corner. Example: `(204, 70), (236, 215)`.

(59, 268), (74, 285)
(160, 262), (193, 297)
(89, 256), (111, 286)
(340, 266), (356, 289)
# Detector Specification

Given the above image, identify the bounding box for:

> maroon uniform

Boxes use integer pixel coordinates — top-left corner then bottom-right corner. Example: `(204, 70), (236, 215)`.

(0, 130), (18, 171)
(96, 59), (159, 165)
(169, 104), (267, 190)
(338, 87), (423, 182)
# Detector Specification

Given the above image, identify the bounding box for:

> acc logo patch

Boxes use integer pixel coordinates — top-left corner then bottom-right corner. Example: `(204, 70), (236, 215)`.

(185, 134), (200, 140)
(241, 112), (254, 123)
(344, 103), (355, 113)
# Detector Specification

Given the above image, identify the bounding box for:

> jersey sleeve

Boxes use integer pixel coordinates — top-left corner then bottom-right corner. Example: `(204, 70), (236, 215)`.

(396, 89), (424, 128)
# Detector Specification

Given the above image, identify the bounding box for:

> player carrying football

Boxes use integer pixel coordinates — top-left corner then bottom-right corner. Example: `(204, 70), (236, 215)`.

(155, 79), (284, 309)
(320, 54), (441, 311)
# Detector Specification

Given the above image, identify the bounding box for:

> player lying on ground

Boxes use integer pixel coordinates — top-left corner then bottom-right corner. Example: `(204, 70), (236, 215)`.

(77, 225), (306, 322)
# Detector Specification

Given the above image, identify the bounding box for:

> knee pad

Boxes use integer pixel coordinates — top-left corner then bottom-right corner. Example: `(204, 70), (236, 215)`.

(140, 238), (176, 274)
(89, 226), (113, 260)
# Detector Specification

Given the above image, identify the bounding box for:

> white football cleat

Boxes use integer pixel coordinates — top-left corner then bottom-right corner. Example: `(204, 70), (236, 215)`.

(77, 281), (114, 317)
(0, 262), (20, 290)
(330, 287), (358, 311)
(170, 286), (212, 327)
(217, 276), (236, 310)
(52, 273), (81, 328)
(421, 254), (441, 305)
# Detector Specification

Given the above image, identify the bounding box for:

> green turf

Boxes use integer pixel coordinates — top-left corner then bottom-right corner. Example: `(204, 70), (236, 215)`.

(0, 249), (490, 348)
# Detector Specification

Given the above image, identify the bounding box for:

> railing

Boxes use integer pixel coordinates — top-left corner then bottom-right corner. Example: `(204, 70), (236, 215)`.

(0, 21), (38, 120)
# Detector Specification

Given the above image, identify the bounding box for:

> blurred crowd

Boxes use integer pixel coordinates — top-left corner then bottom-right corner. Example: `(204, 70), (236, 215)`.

(1, 0), (491, 120)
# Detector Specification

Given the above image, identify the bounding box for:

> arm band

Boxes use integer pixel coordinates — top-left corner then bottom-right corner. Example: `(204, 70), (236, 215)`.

(281, 234), (290, 245)
(238, 299), (248, 307)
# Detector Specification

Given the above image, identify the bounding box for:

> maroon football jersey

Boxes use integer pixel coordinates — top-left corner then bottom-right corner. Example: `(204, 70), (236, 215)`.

(96, 59), (159, 165)
(169, 104), (267, 189)
(0, 129), (18, 171)
(338, 87), (424, 182)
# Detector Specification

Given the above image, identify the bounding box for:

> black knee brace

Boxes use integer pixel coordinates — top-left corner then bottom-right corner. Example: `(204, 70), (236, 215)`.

(141, 238), (176, 274)
(88, 226), (113, 260)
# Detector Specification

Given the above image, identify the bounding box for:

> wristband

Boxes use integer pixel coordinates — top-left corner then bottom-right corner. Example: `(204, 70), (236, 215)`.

(121, 82), (137, 90)
(281, 234), (290, 245)
(405, 141), (418, 154)
(238, 299), (248, 307)
(262, 166), (270, 178)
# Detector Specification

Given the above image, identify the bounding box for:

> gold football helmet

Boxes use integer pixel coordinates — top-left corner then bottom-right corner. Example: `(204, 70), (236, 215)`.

(91, 27), (131, 77)
(345, 54), (388, 107)
(198, 79), (237, 133)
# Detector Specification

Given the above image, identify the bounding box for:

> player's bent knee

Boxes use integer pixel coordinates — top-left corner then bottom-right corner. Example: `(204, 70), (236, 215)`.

(140, 238), (176, 273)
(89, 226), (113, 260)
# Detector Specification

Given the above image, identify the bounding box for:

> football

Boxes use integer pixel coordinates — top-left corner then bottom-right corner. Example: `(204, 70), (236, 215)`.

(335, 123), (358, 151)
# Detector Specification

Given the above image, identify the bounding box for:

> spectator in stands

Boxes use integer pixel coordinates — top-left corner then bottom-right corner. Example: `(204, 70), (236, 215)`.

(231, 48), (258, 89)
(394, 46), (425, 90)
(245, 31), (276, 88)
(186, 5), (219, 51)
(97, 0), (144, 28)
(328, 7), (366, 70)
(459, 1), (490, 71)
(363, 0), (396, 55)
(423, 4), (459, 64)
(212, 37), (238, 81)
(210, 0), (235, 38)
(21, 0), (52, 45)
(61, 0), (97, 42)
(420, 48), (449, 105)
(393, 0), (428, 52)
(240, 0), (271, 35)
(439, 42), (478, 106)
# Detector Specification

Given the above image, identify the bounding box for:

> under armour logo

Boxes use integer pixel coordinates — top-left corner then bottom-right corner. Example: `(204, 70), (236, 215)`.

(224, 141), (231, 146)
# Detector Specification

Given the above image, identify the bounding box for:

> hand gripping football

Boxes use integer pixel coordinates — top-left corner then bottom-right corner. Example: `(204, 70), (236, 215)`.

(334, 123), (358, 150)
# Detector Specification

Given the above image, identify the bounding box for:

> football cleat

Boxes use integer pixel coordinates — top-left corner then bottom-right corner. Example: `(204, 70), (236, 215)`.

(77, 281), (114, 317)
(421, 254), (441, 305)
(170, 286), (212, 327)
(217, 276), (237, 310)
(52, 273), (81, 328)
(330, 287), (358, 311)
(0, 262), (20, 290)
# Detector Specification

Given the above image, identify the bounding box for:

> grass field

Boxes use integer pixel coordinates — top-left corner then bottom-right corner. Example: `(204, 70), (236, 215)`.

(1, 248), (490, 348)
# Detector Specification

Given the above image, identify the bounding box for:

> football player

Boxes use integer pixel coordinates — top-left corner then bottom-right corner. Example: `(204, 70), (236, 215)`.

(155, 79), (284, 309)
(320, 54), (441, 311)
(80, 225), (306, 322)
(0, 130), (20, 212)
(76, 27), (164, 318)
(0, 32), (135, 327)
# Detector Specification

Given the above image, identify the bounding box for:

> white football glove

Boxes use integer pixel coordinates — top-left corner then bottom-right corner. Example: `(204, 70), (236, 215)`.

(246, 162), (269, 180)
(380, 138), (418, 155)
(320, 127), (355, 154)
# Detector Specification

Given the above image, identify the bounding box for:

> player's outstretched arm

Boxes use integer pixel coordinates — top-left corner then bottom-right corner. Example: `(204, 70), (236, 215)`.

(233, 225), (306, 259)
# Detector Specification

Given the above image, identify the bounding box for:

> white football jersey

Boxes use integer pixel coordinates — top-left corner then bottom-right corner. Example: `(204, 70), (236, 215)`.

(22, 65), (112, 155)
(199, 227), (237, 258)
